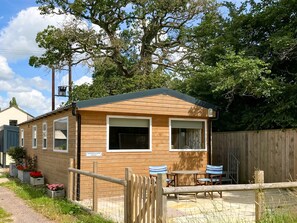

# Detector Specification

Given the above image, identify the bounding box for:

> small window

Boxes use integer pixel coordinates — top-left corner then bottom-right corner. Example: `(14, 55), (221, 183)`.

(53, 117), (68, 152)
(20, 129), (24, 147)
(32, 125), (37, 149)
(170, 119), (207, 151)
(9, 120), (17, 126)
(42, 122), (47, 149)
(107, 116), (151, 152)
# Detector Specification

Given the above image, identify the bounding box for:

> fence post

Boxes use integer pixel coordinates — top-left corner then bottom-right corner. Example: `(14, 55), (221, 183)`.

(93, 162), (98, 213)
(156, 173), (167, 223)
(124, 167), (133, 223)
(255, 170), (264, 222)
(68, 158), (74, 201)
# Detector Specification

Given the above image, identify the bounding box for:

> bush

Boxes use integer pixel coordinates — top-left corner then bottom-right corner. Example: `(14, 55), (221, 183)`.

(7, 147), (26, 165)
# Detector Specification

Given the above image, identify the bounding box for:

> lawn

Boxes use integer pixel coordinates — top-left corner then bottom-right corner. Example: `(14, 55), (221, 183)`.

(0, 178), (113, 223)
(0, 207), (12, 223)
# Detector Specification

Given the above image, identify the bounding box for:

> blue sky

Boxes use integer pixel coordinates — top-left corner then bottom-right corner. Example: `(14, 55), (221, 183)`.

(0, 0), (92, 116)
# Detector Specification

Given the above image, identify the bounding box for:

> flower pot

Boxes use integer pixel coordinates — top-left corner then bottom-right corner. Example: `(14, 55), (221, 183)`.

(9, 163), (18, 177)
(30, 176), (44, 186)
(47, 188), (65, 198)
(17, 170), (30, 183)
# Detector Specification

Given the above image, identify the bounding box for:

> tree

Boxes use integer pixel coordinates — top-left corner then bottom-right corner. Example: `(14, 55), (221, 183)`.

(177, 0), (297, 131)
(71, 58), (173, 102)
(35, 0), (218, 77)
(9, 97), (18, 108)
(29, 23), (93, 99)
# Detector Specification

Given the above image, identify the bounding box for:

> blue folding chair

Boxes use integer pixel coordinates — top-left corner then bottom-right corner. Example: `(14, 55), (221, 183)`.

(149, 165), (175, 187)
(197, 165), (223, 198)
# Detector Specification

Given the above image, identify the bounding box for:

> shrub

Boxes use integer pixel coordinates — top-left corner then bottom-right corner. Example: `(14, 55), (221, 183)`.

(7, 147), (26, 165)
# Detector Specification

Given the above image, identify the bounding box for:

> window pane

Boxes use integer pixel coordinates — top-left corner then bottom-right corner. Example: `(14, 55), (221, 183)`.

(171, 120), (205, 150)
(54, 118), (68, 151)
(109, 127), (149, 150)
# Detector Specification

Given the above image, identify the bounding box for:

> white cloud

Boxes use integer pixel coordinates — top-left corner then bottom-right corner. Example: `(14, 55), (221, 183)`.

(0, 7), (75, 61)
(0, 55), (14, 79)
(30, 76), (51, 91)
(8, 89), (51, 115)
(74, 76), (93, 86)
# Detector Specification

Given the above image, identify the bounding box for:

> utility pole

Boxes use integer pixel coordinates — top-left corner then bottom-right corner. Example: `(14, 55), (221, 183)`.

(52, 67), (55, 111)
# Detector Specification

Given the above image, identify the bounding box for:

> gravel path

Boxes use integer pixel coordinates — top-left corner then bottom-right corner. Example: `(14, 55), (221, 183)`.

(0, 168), (55, 223)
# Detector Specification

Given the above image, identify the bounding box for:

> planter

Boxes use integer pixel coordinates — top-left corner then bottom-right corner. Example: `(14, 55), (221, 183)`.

(47, 189), (65, 198)
(9, 163), (18, 177)
(30, 177), (44, 186)
(17, 170), (30, 183)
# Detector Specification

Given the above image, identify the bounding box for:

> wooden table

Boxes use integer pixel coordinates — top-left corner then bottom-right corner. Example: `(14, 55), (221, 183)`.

(171, 170), (204, 186)
(171, 170), (204, 201)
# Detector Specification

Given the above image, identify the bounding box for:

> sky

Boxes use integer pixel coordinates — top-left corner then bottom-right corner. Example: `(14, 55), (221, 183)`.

(0, 0), (93, 117)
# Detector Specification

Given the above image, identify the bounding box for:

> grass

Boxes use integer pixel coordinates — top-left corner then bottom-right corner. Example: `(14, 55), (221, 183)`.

(0, 179), (113, 223)
(0, 207), (12, 223)
(260, 210), (297, 223)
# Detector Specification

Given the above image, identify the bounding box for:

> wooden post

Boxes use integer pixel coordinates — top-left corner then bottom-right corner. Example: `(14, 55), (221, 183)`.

(255, 170), (264, 222)
(68, 158), (74, 200)
(93, 162), (98, 212)
(124, 167), (133, 223)
(156, 173), (167, 223)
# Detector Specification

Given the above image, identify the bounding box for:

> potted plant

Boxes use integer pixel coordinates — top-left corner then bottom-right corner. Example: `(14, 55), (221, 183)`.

(46, 184), (65, 198)
(17, 165), (30, 183)
(29, 171), (44, 186)
(17, 155), (37, 183)
(7, 146), (26, 177)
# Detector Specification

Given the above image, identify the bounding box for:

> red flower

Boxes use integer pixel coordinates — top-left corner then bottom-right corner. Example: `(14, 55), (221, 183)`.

(17, 165), (25, 170)
(30, 171), (43, 178)
(46, 184), (64, 191)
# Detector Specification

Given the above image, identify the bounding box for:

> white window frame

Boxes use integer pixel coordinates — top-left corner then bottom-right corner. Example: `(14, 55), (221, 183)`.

(169, 118), (208, 152)
(42, 122), (47, 149)
(53, 117), (69, 153)
(32, 125), (37, 149)
(20, 129), (24, 147)
(106, 115), (152, 152)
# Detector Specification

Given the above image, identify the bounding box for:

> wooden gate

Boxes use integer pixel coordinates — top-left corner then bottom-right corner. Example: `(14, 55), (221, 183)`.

(130, 174), (157, 223)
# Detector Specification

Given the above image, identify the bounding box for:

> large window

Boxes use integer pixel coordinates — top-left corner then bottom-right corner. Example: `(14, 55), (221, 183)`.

(42, 122), (47, 149)
(32, 125), (37, 149)
(170, 119), (207, 151)
(107, 116), (151, 152)
(20, 129), (24, 147)
(53, 117), (68, 152)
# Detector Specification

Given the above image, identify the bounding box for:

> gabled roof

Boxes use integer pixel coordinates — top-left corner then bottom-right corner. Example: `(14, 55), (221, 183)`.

(0, 105), (34, 118)
(19, 88), (218, 125)
(76, 88), (218, 110)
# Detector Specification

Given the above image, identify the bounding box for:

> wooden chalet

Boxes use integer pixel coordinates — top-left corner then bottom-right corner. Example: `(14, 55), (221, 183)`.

(19, 88), (218, 199)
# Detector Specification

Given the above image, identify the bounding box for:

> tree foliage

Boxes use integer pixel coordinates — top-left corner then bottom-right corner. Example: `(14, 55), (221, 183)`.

(35, 0), (217, 77)
(178, 0), (297, 131)
(9, 97), (18, 108)
(71, 58), (172, 102)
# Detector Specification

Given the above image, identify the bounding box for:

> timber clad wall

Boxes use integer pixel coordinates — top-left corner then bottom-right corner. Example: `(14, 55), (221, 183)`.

(78, 94), (209, 199)
(213, 129), (297, 183)
(20, 92), (212, 200)
(19, 110), (76, 190)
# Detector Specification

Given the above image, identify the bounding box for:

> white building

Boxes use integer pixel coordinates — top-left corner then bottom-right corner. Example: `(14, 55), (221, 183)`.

(0, 106), (33, 167)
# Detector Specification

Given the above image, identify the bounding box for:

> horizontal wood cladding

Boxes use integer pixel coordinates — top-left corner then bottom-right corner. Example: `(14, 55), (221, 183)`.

(18, 110), (77, 190)
(79, 111), (208, 199)
(78, 95), (210, 117)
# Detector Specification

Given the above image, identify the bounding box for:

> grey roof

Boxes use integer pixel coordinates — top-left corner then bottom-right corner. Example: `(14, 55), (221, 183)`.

(76, 88), (218, 110)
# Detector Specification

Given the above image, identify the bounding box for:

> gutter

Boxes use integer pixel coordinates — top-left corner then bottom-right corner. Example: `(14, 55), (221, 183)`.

(72, 102), (81, 201)
(208, 110), (220, 165)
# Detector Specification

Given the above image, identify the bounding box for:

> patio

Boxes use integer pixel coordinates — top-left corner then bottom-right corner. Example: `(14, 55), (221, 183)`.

(78, 188), (297, 223)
